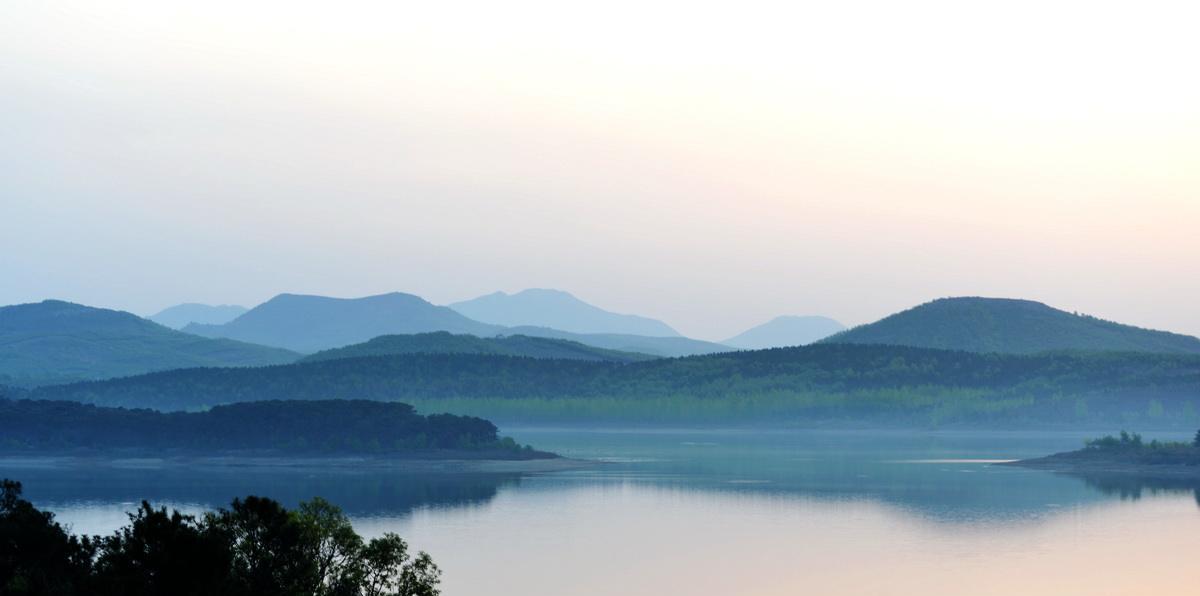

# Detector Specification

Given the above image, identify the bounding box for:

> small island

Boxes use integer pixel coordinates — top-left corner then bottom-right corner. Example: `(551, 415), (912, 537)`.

(0, 398), (558, 462)
(1009, 430), (1200, 477)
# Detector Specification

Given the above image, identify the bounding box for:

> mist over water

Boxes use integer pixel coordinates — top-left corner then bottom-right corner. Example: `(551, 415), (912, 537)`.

(15, 429), (1200, 596)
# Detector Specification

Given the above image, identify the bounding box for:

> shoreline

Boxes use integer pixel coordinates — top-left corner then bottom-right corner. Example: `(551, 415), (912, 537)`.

(1002, 455), (1200, 479)
(0, 453), (598, 474)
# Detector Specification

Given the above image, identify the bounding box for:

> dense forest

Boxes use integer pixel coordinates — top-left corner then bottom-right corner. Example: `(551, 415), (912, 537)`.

(23, 344), (1200, 427)
(0, 480), (440, 595)
(0, 399), (548, 456)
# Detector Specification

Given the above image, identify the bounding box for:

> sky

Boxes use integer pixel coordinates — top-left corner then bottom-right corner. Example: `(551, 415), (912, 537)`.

(2, 0), (1198, 341)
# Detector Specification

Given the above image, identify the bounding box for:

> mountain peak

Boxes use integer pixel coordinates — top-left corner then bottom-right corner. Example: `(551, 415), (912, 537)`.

(824, 296), (1200, 354)
(0, 300), (296, 386)
(185, 292), (501, 353)
(449, 289), (680, 337)
(149, 303), (248, 330)
(723, 315), (846, 349)
(1, 300), (147, 332)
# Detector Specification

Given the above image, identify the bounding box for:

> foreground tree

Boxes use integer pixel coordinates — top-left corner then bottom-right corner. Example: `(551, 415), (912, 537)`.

(359, 534), (440, 596)
(93, 503), (233, 596)
(0, 480), (94, 595)
(293, 498), (441, 596)
(0, 479), (440, 596)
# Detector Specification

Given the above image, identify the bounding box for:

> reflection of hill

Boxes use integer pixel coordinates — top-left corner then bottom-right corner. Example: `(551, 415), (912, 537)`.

(9, 464), (522, 516)
(511, 429), (1167, 523)
(553, 460), (1111, 523)
(515, 445), (1111, 522)
(1066, 472), (1200, 507)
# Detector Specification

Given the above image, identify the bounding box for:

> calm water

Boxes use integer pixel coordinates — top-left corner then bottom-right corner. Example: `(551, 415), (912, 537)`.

(8, 429), (1200, 595)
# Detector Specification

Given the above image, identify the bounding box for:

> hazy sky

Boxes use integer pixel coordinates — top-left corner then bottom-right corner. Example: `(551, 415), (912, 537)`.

(3, 1), (1198, 341)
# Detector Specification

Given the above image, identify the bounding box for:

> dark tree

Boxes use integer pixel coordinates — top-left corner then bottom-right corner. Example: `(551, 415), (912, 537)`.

(360, 533), (440, 596)
(203, 495), (441, 596)
(206, 496), (320, 596)
(92, 502), (234, 596)
(0, 480), (94, 595)
(0, 478), (441, 596)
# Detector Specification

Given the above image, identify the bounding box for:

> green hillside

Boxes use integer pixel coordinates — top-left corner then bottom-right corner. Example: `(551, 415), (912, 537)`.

(301, 332), (656, 363)
(824, 297), (1200, 354)
(0, 300), (299, 386)
(28, 344), (1200, 428)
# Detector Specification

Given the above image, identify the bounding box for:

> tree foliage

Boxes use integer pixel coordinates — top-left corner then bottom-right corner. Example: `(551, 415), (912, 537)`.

(0, 480), (440, 596)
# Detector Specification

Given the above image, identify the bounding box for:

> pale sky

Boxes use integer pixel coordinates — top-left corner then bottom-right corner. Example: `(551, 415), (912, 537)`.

(2, 0), (1198, 341)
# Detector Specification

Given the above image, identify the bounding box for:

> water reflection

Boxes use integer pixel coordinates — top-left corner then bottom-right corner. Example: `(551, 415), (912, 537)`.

(1063, 472), (1200, 507)
(8, 462), (523, 518)
(502, 429), (1129, 523)
(9, 430), (1199, 596)
(5, 429), (1198, 533)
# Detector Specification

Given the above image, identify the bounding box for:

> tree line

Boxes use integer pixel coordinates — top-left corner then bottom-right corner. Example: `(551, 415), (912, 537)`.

(0, 399), (548, 457)
(20, 344), (1200, 427)
(0, 479), (439, 596)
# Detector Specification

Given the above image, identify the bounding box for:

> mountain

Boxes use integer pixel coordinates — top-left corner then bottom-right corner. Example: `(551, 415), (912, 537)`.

(31, 344), (1200, 428)
(824, 297), (1200, 354)
(0, 300), (298, 386)
(149, 303), (247, 329)
(181, 291), (718, 356)
(504, 325), (729, 357)
(723, 316), (846, 349)
(450, 289), (680, 336)
(301, 332), (656, 363)
(184, 292), (503, 353)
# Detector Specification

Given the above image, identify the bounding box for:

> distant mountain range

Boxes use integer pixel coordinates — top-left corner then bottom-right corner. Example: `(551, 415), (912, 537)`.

(723, 316), (846, 349)
(182, 290), (726, 356)
(0, 300), (298, 386)
(450, 289), (680, 336)
(184, 292), (502, 353)
(8, 293), (1200, 398)
(824, 297), (1200, 354)
(301, 332), (656, 364)
(149, 303), (248, 329)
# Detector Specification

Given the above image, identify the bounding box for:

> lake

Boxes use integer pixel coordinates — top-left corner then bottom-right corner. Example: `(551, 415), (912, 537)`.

(8, 429), (1200, 595)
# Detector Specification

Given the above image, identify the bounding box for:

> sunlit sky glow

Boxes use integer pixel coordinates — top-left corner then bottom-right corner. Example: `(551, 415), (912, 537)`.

(2, 1), (1198, 340)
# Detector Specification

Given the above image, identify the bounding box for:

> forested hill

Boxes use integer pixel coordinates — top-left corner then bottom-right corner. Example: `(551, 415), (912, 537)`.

(0, 399), (549, 457)
(0, 300), (298, 387)
(29, 344), (1200, 426)
(824, 297), (1200, 354)
(301, 332), (656, 363)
